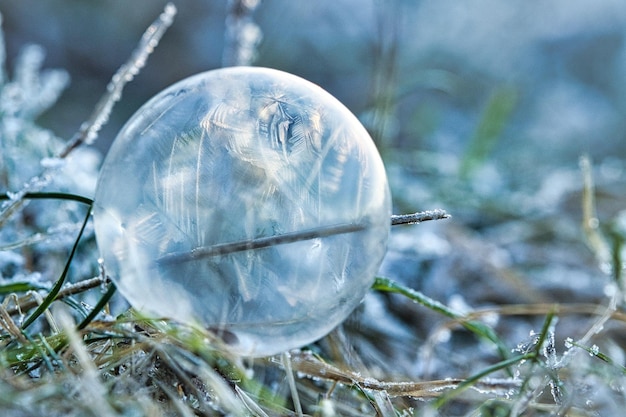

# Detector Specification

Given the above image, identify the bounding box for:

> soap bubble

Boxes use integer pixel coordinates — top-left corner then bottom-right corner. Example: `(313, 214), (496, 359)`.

(93, 67), (391, 356)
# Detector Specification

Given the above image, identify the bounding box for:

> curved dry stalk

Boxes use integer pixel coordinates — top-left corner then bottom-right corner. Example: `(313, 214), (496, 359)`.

(4, 276), (107, 317)
(287, 351), (518, 399)
(467, 302), (626, 323)
(0, 304), (28, 343)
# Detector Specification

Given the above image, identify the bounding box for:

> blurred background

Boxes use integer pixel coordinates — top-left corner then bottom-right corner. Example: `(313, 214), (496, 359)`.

(3, 1), (624, 159)
(2, 0), (626, 379)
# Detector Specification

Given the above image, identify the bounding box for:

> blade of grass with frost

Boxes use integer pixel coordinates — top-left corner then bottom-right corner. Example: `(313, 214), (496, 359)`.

(21, 202), (92, 330)
(510, 311), (559, 414)
(358, 387), (396, 417)
(77, 283), (117, 330)
(0, 191), (94, 206)
(434, 311), (556, 410)
(38, 333), (65, 370)
(235, 385), (270, 417)
(372, 277), (509, 360)
(0, 192), (95, 325)
(568, 340), (626, 375)
(432, 353), (531, 410)
(288, 350), (518, 398)
(3, 333), (66, 367)
(282, 351), (303, 417)
(390, 209), (450, 225)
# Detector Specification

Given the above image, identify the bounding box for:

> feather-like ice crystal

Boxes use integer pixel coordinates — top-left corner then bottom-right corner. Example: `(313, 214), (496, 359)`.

(93, 67), (391, 356)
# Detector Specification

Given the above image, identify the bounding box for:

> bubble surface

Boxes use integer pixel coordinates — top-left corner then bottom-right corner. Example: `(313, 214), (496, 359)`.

(93, 67), (391, 356)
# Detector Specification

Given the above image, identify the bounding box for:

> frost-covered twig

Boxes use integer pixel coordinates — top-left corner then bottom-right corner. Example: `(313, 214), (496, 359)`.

(288, 350), (519, 398)
(0, 4), (176, 226)
(391, 209), (450, 225)
(59, 3), (177, 158)
(157, 210), (449, 265)
(157, 222), (366, 265)
(222, 0), (263, 67)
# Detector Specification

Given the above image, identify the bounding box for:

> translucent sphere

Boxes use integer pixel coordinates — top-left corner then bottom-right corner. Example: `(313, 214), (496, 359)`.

(93, 67), (391, 357)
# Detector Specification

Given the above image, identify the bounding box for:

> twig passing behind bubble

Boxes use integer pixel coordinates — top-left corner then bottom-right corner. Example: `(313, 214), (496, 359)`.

(0, 210), (449, 322)
(157, 222), (368, 266)
(156, 210), (450, 266)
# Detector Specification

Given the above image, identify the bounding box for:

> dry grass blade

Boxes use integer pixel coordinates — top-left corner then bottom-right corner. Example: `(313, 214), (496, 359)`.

(288, 351), (518, 399)
(467, 302), (626, 323)
(4, 276), (106, 317)
(580, 154), (611, 267)
(58, 309), (119, 417)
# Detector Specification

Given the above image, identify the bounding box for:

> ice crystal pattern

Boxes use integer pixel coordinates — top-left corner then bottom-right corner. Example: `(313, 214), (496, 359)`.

(93, 67), (391, 356)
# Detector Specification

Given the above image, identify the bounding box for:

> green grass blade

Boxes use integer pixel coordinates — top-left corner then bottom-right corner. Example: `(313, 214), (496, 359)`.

(2, 333), (67, 367)
(21, 204), (92, 330)
(77, 282), (116, 330)
(459, 85), (518, 178)
(569, 340), (626, 375)
(0, 282), (49, 294)
(372, 277), (510, 360)
(0, 191), (93, 205)
(433, 353), (532, 409)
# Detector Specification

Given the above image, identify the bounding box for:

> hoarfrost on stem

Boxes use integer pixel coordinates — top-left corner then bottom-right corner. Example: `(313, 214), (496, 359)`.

(223, 0), (263, 67)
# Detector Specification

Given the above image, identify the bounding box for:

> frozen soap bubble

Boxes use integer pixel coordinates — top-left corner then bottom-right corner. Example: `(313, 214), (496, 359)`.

(93, 67), (391, 357)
